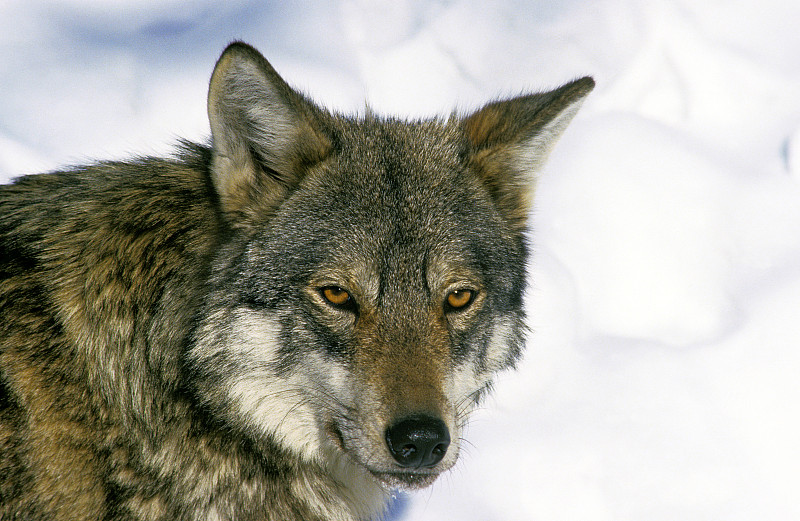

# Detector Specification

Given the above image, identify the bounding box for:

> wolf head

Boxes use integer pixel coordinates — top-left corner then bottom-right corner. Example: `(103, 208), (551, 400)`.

(187, 42), (592, 491)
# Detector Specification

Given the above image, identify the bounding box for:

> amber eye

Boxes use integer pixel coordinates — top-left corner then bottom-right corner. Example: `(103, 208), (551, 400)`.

(446, 289), (475, 311)
(321, 286), (353, 308)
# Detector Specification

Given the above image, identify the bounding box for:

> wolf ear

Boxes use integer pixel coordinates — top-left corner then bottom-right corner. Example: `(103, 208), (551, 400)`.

(463, 77), (594, 231)
(208, 42), (332, 223)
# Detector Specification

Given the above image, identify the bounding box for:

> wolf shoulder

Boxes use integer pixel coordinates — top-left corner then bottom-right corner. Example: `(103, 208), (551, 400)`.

(0, 142), (221, 280)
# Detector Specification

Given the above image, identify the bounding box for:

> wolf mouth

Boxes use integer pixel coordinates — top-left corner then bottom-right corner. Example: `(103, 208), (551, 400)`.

(368, 469), (440, 489)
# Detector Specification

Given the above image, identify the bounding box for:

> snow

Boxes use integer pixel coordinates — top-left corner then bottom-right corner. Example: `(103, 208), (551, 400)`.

(2, 0), (799, 519)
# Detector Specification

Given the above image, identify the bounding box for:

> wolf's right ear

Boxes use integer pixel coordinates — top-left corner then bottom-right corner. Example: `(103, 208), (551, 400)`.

(208, 42), (332, 224)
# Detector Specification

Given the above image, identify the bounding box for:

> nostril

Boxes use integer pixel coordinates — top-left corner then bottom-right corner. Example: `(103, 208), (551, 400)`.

(385, 415), (450, 469)
(399, 443), (417, 459)
(431, 443), (447, 458)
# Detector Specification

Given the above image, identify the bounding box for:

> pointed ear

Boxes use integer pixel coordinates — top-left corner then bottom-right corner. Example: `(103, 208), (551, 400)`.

(463, 77), (594, 231)
(207, 42), (332, 224)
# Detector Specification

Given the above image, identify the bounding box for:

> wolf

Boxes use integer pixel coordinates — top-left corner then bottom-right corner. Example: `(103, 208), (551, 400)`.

(0, 41), (592, 520)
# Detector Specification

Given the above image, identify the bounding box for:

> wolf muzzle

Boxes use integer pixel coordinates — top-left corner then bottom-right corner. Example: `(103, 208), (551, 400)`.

(385, 415), (450, 468)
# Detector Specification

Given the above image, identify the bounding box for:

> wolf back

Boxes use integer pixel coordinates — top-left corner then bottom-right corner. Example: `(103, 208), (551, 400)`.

(0, 42), (593, 520)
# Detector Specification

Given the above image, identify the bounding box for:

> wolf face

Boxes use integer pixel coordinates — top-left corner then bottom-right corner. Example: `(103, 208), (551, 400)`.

(187, 43), (593, 492)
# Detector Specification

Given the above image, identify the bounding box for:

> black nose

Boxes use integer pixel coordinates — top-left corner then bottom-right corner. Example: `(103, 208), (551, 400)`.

(385, 415), (450, 468)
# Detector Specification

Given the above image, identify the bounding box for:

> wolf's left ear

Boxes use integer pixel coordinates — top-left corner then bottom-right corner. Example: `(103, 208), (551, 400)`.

(208, 42), (332, 224)
(463, 77), (594, 231)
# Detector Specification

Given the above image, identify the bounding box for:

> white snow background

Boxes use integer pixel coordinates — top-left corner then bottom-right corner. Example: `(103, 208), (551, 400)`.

(2, 1), (799, 519)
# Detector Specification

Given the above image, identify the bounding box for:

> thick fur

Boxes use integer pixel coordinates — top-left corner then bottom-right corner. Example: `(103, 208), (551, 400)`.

(0, 42), (593, 520)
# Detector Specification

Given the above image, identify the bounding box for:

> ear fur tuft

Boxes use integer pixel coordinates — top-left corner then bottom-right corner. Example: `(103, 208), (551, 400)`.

(207, 42), (331, 224)
(464, 77), (594, 230)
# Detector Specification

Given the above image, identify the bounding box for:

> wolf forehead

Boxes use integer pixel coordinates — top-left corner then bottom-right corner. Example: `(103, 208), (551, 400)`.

(243, 113), (509, 230)
(268, 116), (495, 217)
(242, 121), (522, 283)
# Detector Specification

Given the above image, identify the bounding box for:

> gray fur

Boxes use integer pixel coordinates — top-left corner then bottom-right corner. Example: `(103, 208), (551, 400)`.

(0, 41), (592, 520)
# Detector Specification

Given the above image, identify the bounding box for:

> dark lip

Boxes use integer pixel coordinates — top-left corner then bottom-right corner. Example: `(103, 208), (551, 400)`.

(368, 468), (441, 489)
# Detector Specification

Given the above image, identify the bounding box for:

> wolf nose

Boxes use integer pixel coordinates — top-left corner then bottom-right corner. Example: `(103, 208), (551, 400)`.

(385, 415), (450, 468)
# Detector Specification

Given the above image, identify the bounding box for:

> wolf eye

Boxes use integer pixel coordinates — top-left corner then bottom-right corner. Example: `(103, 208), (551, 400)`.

(321, 286), (355, 310)
(445, 289), (475, 311)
